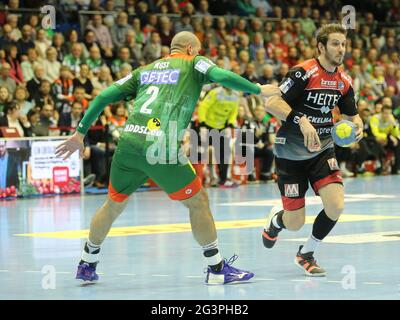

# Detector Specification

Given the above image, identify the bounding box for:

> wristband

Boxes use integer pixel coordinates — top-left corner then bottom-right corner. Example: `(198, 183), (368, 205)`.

(286, 110), (305, 125)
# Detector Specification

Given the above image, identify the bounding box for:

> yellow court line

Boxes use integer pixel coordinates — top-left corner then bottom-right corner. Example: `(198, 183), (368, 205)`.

(14, 214), (400, 239)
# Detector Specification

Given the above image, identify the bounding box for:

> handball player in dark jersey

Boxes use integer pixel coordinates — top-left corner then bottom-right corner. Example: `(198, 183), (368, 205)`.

(261, 24), (363, 276)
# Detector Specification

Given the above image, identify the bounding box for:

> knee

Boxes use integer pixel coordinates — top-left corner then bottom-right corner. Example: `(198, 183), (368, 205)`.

(285, 213), (305, 231)
(183, 189), (209, 211)
(325, 203), (344, 221)
(104, 196), (127, 217)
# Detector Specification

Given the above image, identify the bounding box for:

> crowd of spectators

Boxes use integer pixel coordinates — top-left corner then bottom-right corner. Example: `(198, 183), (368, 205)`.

(1, 0), (400, 186)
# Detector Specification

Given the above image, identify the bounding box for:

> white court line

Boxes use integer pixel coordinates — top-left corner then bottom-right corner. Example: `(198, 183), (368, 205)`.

(327, 281), (342, 283)
(119, 273), (137, 276)
(185, 275), (202, 278)
(0, 270), (9, 272)
(24, 271), (41, 273)
(290, 279), (312, 282)
(97, 272), (104, 275)
(364, 282), (384, 285)
(56, 272), (72, 274)
(152, 274), (170, 277)
(254, 278), (275, 281)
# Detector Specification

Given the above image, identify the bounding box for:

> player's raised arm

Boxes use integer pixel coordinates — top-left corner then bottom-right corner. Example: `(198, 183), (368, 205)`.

(55, 84), (126, 160)
(207, 66), (280, 97)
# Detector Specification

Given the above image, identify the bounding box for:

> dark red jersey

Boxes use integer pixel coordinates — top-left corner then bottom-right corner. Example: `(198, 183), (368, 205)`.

(275, 58), (358, 160)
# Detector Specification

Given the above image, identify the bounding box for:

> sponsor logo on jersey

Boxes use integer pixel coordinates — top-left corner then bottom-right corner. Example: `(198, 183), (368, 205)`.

(295, 71), (302, 78)
(338, 81), (345, 90)
(279, 78), (294, 94)
(194, 59), (214, 74)
(301, 65), (318, 81)
(306, 116), (332, 124)
(316, 127), (333, 135)
(147, 118), (161, 131)
(185, 188), (193, 195)
(275, 137), (286, 144)
(321, 79), (337, 88)
(124, 124), (163, 136)
(284, 184), (299, 197)
(306, 92), (341, 107)
(140, 69), (180, 85)
(327, 158), (340, 170)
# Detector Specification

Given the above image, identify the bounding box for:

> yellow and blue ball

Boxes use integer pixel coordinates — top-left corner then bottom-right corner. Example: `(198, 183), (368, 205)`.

(332, 120), (356, 147)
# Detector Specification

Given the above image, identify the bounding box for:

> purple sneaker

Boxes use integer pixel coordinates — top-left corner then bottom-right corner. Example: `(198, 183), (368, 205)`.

(76, 263), (99, 283)
(205, 255), (254, 285)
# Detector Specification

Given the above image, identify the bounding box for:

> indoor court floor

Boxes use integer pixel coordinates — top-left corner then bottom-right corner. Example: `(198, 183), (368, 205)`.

(1, 175), (400, 300)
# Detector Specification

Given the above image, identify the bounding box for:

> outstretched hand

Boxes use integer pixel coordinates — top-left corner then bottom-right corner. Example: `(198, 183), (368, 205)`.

(55, 131), (85, 160)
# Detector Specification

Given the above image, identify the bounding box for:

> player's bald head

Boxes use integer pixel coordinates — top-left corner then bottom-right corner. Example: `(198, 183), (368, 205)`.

(170, 31), (201, 55)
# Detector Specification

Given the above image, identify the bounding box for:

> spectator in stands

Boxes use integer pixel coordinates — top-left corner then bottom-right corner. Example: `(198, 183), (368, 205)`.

(0, 62), (16, 95)
(86, 44), (105, 76)
(132, 17), (145, 45)
(0, 86), (13, 117)
(253, 48), (268, 73)
(158, 16), (174, 47)
(119, 63), (133, 79)
(0, 101), (31, 137)
(26, 64), (45, 101)
(14, 85), (33, 116)
(7, 14), (21, 41)
(175, 12), (194, 33)
(34, 80), (55, 109)
(122, 29), (143, 67)
(108, 101), (127, 141)
(34, 28), (51, 59)
(53, 65), (74, 112)
(51, 32), (67, 62)
(198, 0), (211, 15)
(142, 32), (162, 64)
(63, 43), (85, 76)
(0, 24), (15, 53)
(43, 46), (61, 83)
(5, 44), (24, 85)
(249, 32), (264, 61)
(299, 6), (316, 38)
(20, 48), (42, 82)
(86, 14), (114, 59)
(73, 63), (93, 100)
(17, 24), (35, 57)
(238, 50), (250, 74)
(58, 101), (84, 136)
(276, 63), (289, 83)
(35, 103), (58, 136)
(111, 47), (133, 78)
(27, 108), (42, 136)
(258, 64), (276, 85)
(92, 65), (113, 91)
(242, 62), (258, 83)
(111, 11), (133, 49)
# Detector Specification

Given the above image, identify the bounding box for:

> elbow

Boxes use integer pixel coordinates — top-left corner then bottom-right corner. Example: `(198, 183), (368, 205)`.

(265, 95), (280, 112)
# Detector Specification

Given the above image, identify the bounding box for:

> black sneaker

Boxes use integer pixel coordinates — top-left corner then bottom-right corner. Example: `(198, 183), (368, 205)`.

(262, 206), (283, 249)
(294, 245), (326, 277)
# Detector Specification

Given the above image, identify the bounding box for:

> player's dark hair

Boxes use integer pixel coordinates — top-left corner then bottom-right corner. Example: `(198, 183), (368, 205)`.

(316, 23), (347, 53)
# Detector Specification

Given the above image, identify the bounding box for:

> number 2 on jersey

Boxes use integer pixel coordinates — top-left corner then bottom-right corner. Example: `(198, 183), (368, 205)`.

(140, 86), (159, 114)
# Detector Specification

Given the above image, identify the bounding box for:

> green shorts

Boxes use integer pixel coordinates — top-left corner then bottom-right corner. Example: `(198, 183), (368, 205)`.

(108, 148), (202, 202)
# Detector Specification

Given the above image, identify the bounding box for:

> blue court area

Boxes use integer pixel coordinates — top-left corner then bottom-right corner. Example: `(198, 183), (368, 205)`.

(1, 175), (400, 300)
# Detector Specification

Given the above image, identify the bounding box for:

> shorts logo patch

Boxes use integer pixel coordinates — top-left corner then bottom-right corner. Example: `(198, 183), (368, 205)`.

(185, 188), (193, 195)
(284, 184), (299, 197)
(327, 158), (339, 171)
(275, 137), (286, 144)
(279, 78), (294, 94)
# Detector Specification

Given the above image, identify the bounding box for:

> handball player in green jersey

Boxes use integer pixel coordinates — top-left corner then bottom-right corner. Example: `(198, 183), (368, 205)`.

(56, 31), (280, 284)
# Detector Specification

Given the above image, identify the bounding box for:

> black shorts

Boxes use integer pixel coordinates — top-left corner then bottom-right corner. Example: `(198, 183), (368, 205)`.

(275, 148), (343, 211)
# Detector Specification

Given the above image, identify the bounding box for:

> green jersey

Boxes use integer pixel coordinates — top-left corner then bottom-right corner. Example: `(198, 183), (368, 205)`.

(77, 53), (261, 161)
(114, 53), (217, 161)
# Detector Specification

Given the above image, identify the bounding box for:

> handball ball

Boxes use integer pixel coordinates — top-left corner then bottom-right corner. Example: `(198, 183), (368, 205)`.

(332, 120), (356, 147)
